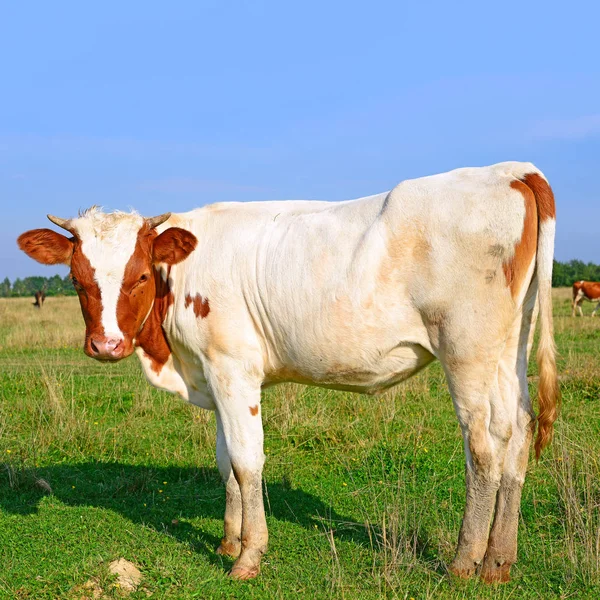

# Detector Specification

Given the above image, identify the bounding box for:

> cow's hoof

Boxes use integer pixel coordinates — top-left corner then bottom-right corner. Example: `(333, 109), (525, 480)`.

(449, 558), (480, 579)
(229, 564), (260, 580)
(480, 558), (512, 584)
(449, 566), (476, 579)
(216, 539), (241, 558)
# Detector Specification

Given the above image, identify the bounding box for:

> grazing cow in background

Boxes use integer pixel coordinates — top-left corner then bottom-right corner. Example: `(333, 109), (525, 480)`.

(572, 280), (600, 317)
(33, 289), (46, 308)
(17, 161), (559, 583)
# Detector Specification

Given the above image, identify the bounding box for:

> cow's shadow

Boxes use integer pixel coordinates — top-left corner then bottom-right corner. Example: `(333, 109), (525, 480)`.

(0, 461), (380, 571)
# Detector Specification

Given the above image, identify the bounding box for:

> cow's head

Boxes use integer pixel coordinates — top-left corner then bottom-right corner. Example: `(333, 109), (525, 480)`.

(17, 208), (197, 361)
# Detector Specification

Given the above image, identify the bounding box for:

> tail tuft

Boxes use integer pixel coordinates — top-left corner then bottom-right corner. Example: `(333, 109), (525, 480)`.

(534, 326), (560, 459)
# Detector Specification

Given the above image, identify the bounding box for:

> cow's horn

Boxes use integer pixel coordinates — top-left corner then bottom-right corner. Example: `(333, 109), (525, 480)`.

(47, 214), (75, 233)
(146, 213), (171, 229)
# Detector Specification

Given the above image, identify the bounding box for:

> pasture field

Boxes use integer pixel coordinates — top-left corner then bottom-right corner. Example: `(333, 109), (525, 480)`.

(1, 290), (600, 599)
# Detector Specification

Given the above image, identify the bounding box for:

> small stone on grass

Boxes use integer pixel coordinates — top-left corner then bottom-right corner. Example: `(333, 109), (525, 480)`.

(109, 558), (142, 593)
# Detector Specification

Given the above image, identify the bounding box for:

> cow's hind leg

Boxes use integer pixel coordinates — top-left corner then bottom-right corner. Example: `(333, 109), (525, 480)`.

(481, 292), (537, 583)
(592, 301), (600, 317)
(479, 369), (533, 583)
(215, 412), (242, 558)
(445, 357), (511, 579)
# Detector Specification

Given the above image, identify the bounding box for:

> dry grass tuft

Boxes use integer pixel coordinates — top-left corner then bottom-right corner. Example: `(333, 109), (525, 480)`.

(0, 296), (83, 352)
(549, 425), (600, 585)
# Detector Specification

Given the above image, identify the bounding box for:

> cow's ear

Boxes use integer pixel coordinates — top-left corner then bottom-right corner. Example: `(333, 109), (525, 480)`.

(152, 227), (197, 265)
(17, 229), (74, 265)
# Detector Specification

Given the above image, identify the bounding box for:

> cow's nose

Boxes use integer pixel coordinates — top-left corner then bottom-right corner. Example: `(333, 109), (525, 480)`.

(89, 335), (124, 360)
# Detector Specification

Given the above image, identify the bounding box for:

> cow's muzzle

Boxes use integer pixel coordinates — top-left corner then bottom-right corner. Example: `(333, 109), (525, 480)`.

(88, 335), (125, 361)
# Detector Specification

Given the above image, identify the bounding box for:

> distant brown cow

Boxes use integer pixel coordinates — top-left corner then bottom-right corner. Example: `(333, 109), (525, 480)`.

(33, 289), (46, 308)
(572, 280), (600, 316)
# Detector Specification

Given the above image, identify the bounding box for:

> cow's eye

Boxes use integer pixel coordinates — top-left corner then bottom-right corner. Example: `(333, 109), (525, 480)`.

(130, 273), (151, 294)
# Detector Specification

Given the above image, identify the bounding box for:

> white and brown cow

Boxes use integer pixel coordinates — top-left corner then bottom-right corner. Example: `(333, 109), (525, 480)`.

(18, 161), (559, 583)
(572, 280), (600, 317)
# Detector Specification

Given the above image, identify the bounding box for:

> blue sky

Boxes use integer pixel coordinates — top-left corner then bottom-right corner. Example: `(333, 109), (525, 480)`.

(1, 0), (599, 280)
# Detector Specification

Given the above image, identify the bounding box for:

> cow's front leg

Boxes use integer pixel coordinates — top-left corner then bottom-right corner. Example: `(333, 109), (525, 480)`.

(209, 368), (267, 580)
(215, 412), (242, 558)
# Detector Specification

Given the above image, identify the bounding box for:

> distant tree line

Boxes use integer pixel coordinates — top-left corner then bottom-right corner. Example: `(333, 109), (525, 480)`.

(552, 260), (600, 288)
(0, 275), (76, 298)
(0, 259), (599, 297)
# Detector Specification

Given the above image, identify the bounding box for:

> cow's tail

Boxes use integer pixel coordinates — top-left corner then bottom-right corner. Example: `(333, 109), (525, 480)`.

(523, 172), (560, 459)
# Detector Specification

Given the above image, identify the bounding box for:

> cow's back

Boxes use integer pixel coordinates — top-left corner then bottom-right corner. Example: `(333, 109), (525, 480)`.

(165, 161), (541, 391)
(575, 280), (600, 300)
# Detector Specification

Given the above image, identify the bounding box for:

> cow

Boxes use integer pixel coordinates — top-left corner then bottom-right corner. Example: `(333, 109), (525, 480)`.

(33, 289), (46, 308)
(572, 280), (600, 317)
(17, 161), (559, 583)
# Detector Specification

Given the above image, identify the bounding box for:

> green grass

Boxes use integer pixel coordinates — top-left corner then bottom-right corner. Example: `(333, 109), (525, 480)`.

(1, 292), (600, 598)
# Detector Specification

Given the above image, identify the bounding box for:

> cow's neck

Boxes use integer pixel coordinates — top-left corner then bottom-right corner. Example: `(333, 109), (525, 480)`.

(135, 266), (173, 375)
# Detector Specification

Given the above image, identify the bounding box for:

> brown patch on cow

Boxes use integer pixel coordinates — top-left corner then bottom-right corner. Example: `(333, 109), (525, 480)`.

(184, 293), (210, 318)
(69, 243), (106, 355)
(116, 225), (159, 356)
(503, 172), (556, 298)
(521, 172), (556, 221)
(135, 266), (174, 374)
(502, 180), (538, 299)
(114, 223), (196, 367)
(249, 405), (259, 416)
(17, 228), (74, 265)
